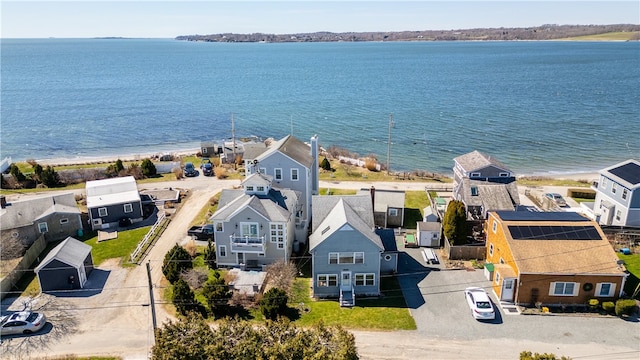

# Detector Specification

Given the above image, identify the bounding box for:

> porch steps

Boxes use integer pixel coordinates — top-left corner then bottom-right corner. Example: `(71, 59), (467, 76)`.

(499, 301), (521, 315)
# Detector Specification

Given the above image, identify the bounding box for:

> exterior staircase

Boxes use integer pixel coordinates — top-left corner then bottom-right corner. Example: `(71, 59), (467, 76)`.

(340, 287), (355, 307)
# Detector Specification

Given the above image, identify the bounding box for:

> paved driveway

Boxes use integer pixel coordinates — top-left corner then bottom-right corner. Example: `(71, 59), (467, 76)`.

(397, 247), (640, 348)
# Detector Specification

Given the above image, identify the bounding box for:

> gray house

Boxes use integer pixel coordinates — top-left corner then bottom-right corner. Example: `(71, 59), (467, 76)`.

(593, 159), (640, 227)
(357, 187), (405, 228)
(247, 135), (319, 246)
(86, 176), (143, 230)
(34, 237), (93, 292)
(452, 151), (518, 219)
(210, 173), (300, 268)
(310, 195), (384, 307)
(0, 193), (82, 249)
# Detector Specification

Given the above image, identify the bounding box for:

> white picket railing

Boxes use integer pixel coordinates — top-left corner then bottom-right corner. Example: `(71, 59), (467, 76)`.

(130, 211), (166, 263)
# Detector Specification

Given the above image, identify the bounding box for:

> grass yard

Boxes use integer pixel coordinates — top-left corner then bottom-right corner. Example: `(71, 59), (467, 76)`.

(84, 226), (151, 266)
(290, 277), (416, 330)
(404, 190), (430, 229)
(319, 188), (358, 196)
(617, 253), (640, 299)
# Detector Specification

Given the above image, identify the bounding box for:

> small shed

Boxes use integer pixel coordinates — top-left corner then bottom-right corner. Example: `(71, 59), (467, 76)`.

(423, 206), (439, 222)
(417, 221), (441, 247)
(35, 237), (94, 292)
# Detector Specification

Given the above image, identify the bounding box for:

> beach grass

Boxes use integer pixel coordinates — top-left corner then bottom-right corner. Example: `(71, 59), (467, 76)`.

(562, 31), (639, 41)
(190, 194), (221, 227)
(516, 177), (593, 187)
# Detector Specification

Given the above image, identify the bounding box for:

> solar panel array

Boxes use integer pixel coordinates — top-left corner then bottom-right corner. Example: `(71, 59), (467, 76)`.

(608, 162), (640, 185)
(508, 225), (601, 240)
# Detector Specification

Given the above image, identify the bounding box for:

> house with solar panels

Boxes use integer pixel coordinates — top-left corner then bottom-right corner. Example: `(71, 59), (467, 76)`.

(592, 159), (640, 227)
(485, 211), (627, 306)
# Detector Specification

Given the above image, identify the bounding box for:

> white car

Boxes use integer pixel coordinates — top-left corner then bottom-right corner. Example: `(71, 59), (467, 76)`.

(464, 287), (495, 320)
(0, 311), (47, 336)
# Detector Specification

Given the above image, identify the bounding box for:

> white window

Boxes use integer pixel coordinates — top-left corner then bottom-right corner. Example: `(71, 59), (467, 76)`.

(328, 253), (338, 264)
(246, 186), (254, 192)
(123, 203), (133, 213)
(241, 223), (258, 237)
(550, 282), (578, 296)
(495, 271), (501, 284)
(595, 282), (616, 297)
(355, 273), (375, 286)
(470, 172), (481, 177)
(219, 245), (227, 257)
(291, 168), (299, 181)
(612, 183), (617, 194)
(499, 257), (505, 264)
(616, 210), (621, 221)
(215, 222), (223, 232)
(499, 172), (510, 177)
(339, 253), (355, 264)
(59, 218), (69, 225)
(274, 168), (283, 180)
(38, 222), (48, 233)
(202, 147), (208, 154)
(622, 189), (628, 200)
(270, 223), (284, 245)
(98, 207), (108, 217)
(489, 243), (494, 256)
(388, 208), (398, 217)
(259, 167), (267, 175)
(317, 274), (338, 287)
(355, 252), (364, 264)
(492, 220), (497, 233)
(601, 177), (607, 189)
(257, 186), (265, 192)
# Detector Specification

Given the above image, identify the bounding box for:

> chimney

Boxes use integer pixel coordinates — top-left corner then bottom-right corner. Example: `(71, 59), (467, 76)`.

(369, 186), (375, 209)
(310, 135), (319, 195)
(0, 195), (6, 209)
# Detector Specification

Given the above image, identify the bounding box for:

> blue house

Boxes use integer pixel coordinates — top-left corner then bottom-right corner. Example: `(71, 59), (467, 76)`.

(309, 195), (384, 307)
(593, 159), (640, 227)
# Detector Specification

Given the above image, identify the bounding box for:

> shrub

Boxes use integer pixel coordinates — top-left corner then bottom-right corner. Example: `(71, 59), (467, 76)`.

(141, 158), (157, 177)
(203, 239), (216, 269)
(214, 167), (228, 179)
(162, 244), (193, 284)
(320, 157), (332, 171)
(172, 167), (183, 180)
(443, 200), (467, 245)
(40, 166), (61, 187)
(602, 301), (615, 314)
(615, 299), (637, 317)
(364, 158), (378, 171)
(202, 271), (232, 317)
(260, 287), (288, 320)
(172, 278), (198, 315)
(184, 240), (197, 258)
(520, 351), (571, 360)
(587, 298), (599, 309)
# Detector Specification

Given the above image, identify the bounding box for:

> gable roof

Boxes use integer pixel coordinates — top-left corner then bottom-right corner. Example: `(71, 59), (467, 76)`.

(600, 159), (640, 189)
(86, 176), (140, 208)
(255, 135), (313, 168)
(356, 188), (405, 212)
(311, 195), (374, 232)
(490, 211), (623, 275)
(309, 197), (383, 251)
(211, 187), (299, 223)
(0, 193), (80, 230)
(35, 237), (91, 272)
(454, 150), (511, 173)
(242, 172), (273, 187)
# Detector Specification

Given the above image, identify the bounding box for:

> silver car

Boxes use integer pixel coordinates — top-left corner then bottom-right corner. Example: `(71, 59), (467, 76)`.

(0, 311), (47, 335)
(544, 193), (567, 207)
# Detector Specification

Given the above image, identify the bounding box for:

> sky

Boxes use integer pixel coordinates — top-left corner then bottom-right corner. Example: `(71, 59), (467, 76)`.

(1, 1), (639, 38)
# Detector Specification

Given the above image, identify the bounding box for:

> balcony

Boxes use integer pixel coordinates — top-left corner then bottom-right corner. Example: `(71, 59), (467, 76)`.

(230, 234), (266, 253)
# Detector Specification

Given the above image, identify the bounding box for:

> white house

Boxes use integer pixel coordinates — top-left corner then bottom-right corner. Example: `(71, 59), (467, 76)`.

(593, 159), (640, 227)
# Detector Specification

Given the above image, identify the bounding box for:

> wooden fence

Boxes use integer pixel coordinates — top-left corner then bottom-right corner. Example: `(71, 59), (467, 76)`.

(444, 237), (486, 260)
(0, 235), (46, 300)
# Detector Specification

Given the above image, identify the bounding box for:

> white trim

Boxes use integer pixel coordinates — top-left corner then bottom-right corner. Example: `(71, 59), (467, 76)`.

(214, 222), (223, 232)
(290, 168), (299, 181)
(59, 218), (69, 225)
(219, 245), (227, 257)
(549, 282), (579, 296)
(492, 220), (497, 233)
(355, 273), (376, 286)
(317, 274), (338, 287)
(123, 203), (133, 213)
(38, 222), (49, 233)
(388, 208), (398, 216)
(595, 282), (616, 297)
(274, 168), (283, 180)
(98, 207), (108, 217)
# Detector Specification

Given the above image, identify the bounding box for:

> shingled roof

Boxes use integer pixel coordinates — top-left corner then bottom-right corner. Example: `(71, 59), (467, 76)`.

(0, 193), (80, 230)
(454, 150), (511, 173)
(256, 135), (313, 168)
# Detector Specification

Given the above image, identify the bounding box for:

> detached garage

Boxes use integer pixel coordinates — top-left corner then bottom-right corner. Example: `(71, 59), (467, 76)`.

(35, 237), (94, 292)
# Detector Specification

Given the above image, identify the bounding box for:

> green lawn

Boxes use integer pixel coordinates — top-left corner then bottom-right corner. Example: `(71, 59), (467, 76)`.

(319, 188), (358, 196)
(290, 277), (416, 330)
(617, 253), (640, 299)
(84, 226), (151, 266)
(404, 190), (429, 229)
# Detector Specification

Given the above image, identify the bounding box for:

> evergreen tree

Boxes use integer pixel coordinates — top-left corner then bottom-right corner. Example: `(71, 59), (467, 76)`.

(260, 287), (288, 320)
(115, 159), (125, 173)
(443, 200), (468, 245)
(141, 158), (157, 177)
(202, 271), (231, 317)
(320, 157), (332, 171)
(40, 166), (60, 187)
(172, 278), (198, 315)
(32, 163), (43, 182)
(162, 244), (193, 284)
(9, 164), (26, 182)
(203, 239), (217, 269)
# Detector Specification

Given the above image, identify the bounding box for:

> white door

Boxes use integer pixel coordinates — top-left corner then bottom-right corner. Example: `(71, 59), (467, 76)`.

(78, 266), (87, 288)
(341, 271), (352, 289)
(501, 278), (515, 301)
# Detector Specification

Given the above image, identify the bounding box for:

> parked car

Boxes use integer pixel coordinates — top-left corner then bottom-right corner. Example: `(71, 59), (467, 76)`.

(0, 311), (47, 336)
(184, 162), (198, 177)
(187, 224), (215, 240)
(202, 162), (214, 176)
(544, 193), (567, 207)
(464, 287), (495, 320)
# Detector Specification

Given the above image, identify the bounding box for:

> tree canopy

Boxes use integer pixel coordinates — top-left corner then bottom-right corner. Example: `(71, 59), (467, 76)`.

(443, 200), (468, 245)
(162, 244), (193, 284)
(152, 317), (359, 360)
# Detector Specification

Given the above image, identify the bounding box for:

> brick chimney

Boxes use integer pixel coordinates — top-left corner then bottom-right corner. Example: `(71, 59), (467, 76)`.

(369, 186), (375, 209)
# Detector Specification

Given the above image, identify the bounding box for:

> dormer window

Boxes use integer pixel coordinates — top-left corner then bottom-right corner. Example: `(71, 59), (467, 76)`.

(470, 172), (481, 177)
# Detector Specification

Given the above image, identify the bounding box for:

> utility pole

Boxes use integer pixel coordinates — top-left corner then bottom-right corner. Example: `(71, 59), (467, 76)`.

(146, 261), (157, 333)
(386, 113), (394, 175)
(231, 113), (236, 168)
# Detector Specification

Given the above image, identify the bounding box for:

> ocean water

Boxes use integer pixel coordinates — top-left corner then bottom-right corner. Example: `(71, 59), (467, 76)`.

(1, 38), (639, 175)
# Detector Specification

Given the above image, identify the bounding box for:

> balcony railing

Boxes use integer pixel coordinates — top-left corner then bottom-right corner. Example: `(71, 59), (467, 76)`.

(230, 234), (266, 253)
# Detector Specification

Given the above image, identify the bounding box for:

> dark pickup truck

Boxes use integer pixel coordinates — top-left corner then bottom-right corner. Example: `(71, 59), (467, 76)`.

(187, 224), (214, 240)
